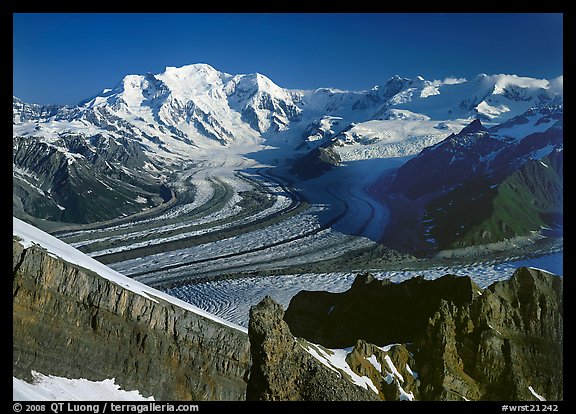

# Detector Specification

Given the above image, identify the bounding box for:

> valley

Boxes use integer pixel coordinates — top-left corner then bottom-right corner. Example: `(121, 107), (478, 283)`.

(13, 65), (564, 329)
(48, 145), (561, 330)
(52, 152), (409, 288)
(12, 9), (566, 402)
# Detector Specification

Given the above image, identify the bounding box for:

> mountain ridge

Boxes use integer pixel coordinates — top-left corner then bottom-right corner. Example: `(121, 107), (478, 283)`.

(14, 217), (562, 401)
(13, 217), (250, 400)
(13, 63), (563, 160)
(282, 269), (563, 400)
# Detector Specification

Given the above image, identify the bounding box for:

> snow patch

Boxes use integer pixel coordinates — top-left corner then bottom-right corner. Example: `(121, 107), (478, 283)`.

(383, 372), (394, 385)
(528, 386), (546, 401)
(13, 371), (154, 401)
(476, 101), (510, 118)
(366, 355), (382, 373)
(300, 343), (379, 394)
(378, 343), (400, 352)
(384, 355), (404, 383)
(398, 385), (415, 401)
(405, 363), (419, 379)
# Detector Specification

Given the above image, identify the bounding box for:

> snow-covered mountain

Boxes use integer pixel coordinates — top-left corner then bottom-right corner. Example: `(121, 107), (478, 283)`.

(14, 64), (563, 164)
(13, 63), (563, 224)
(388, 106), (563, 199)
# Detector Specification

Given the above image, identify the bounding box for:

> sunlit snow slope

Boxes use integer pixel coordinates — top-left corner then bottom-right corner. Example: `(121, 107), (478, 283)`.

(13, 65), (563, 167)
(13, 372), (154, 401)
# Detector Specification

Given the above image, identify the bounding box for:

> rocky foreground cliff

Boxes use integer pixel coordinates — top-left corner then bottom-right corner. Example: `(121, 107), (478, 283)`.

(13, 238), (251, 400)
(283, 268), (563, 401)
(246, 296), (378, 401)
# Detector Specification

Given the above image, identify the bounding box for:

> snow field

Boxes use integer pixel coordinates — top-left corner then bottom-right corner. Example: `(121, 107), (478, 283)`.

(13, 372), (154, 401)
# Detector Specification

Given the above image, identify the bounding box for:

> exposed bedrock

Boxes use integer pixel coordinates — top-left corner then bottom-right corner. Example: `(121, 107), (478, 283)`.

(246, 296), (378, 401)
(13, 233), (562, 401)
(284, 268), (563, 401)
(13, 240), (251, 401)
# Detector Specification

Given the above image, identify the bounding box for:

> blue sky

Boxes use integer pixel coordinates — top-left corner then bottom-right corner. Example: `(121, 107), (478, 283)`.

(13, 13), (563, 105)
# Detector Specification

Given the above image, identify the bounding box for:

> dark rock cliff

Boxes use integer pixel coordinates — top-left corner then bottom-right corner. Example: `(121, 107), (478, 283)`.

(246, 296), (379, 401)
(284, 268), (563, 401)
(284, 272), (480, 348)
(13, 239), (251, 401)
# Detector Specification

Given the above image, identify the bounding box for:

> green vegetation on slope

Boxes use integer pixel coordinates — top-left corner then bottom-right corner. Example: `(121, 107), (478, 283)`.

(427, 150), (562, 249)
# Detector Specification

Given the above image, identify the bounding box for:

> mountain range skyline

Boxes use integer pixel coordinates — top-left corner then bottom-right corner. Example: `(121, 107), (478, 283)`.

(13, 63), (562, 164)
(13, 13), (563, 106)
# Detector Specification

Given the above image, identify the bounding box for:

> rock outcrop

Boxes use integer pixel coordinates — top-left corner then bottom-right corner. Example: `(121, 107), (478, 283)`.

(246, 296), (378, 401)
(13, 240), (251, 401)
(284, 268), (563, 401)
(284, 272), (480, 348)
(344, 340), (420, 401)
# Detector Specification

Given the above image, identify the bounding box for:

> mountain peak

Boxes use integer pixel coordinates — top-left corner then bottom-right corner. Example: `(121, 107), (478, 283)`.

(157, 63), (231, 85)
(460, 118), (487, 135)
(376, 75), (412, 98)
(242, 72), (275, 88)
(154, 63), (232, 98)
(162, 63), (219, 76)
(226, 71), (289, 102)
(386, 74), (411, 84)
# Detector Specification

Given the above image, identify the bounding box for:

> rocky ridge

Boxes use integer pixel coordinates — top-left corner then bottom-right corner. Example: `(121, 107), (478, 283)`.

(13, 239), (251, 400)
(381, 109), (563, 254)
(283, 268), (563, 401)
(246, 296), (378, 401)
